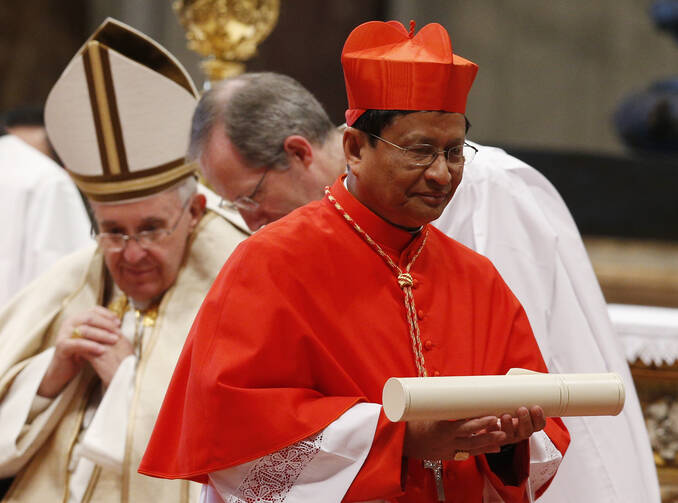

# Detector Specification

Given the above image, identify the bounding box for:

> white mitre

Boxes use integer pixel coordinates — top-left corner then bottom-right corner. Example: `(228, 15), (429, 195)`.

(45, 18), (199, 202)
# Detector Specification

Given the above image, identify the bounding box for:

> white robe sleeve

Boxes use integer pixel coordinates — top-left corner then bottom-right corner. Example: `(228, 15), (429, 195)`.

(0, 347), (75, 477)
(526, 431), (563, 497)
(205, 403), (381, 503)
(77, 354), (136, 473)
(0, 135), (92, 308)
(21, 172), (93, 291)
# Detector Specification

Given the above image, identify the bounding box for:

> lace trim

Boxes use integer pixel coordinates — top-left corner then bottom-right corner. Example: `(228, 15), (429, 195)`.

(226, 432), (324, 503)
(529, 436), (562, 492)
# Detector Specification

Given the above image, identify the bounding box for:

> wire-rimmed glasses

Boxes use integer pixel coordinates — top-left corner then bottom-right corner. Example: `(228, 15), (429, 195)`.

(219, 168), (270, 212)
(368, 133), (478, 167)
(95, 199), (191, 252)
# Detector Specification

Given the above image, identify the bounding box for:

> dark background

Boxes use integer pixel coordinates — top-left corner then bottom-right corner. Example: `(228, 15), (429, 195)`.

(1, 0), (676, 242)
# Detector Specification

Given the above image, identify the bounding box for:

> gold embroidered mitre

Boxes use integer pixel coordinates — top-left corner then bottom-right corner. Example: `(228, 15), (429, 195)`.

(45, 18), (199, 202)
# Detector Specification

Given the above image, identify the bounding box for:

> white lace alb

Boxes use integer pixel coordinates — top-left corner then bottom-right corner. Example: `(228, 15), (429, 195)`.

(225, 432), (324, 503)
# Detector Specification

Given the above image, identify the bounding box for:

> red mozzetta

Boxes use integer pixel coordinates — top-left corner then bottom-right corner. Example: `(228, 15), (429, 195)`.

(140, 176), (569, 502)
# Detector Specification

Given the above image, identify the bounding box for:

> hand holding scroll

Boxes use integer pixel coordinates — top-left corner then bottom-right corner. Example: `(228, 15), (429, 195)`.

(403, 405), (545, 460)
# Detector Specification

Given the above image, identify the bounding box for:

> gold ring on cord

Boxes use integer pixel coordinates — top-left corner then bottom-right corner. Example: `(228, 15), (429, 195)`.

(453, 450), (470, 461)
(71, 326), (83, 339)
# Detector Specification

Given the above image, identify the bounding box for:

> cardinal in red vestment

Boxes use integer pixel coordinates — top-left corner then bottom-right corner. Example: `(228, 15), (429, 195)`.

(139, 20), (570, 502)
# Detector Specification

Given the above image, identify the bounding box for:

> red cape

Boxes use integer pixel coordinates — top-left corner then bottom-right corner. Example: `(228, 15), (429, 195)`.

(140, 177), (569, 502)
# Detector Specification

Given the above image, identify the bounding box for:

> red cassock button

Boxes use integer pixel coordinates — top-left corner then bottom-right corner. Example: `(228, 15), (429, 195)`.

(424, 340), (433, 351)
(433, 370), (441, 377)
(412, 278), (420, 289)
(417, 310), (425, 320)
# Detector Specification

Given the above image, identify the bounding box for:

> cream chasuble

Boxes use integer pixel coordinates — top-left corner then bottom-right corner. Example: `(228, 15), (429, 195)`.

(0, 205), (247, 503)
(0, 293), (154, 503)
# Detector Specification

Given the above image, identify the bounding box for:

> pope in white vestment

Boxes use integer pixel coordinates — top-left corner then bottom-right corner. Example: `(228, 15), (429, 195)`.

(0, 18), (249, 503)
(434, 142), (660, 503)
(0, 192), (247, 503)
(0, 134), (91, 308)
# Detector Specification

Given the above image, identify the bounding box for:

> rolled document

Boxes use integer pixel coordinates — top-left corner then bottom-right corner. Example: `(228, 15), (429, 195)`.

(382, 370), (625, 422)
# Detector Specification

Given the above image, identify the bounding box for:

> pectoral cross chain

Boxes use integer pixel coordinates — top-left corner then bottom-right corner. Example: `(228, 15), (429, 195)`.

(423, 459), (445, 501)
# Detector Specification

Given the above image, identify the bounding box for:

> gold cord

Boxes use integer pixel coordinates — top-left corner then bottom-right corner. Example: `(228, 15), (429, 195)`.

(326, 188), (451, 497)
(325, 187), (428, 377)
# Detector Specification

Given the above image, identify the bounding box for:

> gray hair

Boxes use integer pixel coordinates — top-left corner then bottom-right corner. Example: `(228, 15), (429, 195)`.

(173, 174), (198, 205)
(89, 175), (197, 208)
(88, 175), (197, 236)
(188, 72), (335, 169)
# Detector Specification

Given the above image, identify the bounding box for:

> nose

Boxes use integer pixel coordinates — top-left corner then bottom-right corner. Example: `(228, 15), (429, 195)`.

(423, 154), (453, 186)
(121, 238), (148, 263)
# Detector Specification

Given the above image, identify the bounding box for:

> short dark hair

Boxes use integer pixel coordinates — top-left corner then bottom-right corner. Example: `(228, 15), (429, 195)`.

(189, 72), (336, 169)
(0, 105), (61, 162)
(352, 110), (471, 146)
(0, 105), (44, 130)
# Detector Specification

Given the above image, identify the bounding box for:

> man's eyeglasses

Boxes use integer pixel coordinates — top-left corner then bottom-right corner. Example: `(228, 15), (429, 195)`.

(95, 199), (191, 252)
(219, 168), (270, 212)
(368, 133), (478, 167)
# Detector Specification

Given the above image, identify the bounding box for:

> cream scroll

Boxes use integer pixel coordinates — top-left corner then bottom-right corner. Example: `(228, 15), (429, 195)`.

(382, 369), (625, 422)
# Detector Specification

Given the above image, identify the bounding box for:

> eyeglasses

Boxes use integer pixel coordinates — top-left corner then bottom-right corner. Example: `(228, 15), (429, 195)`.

(368, 133), (478, 167)
(95, 200), (191, 252)
(219, 168), (270, 212)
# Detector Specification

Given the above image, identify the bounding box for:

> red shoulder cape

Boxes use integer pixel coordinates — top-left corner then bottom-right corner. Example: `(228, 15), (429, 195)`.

(140, 177), (569, 501)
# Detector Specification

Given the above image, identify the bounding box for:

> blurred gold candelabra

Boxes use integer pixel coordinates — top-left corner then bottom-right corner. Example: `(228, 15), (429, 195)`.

(174, 0), (280, 81)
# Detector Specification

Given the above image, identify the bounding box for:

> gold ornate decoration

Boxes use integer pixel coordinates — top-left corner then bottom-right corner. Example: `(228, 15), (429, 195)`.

(107, 294), (129, 319)
(107, 294), (158, 327)
(138, 305), (159, 327)
(108, 294), (159, 361)
(174, 0), (281, 81)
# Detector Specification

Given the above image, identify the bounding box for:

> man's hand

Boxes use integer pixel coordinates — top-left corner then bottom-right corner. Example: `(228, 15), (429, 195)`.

(84, 334), (134, 388)
(403, 406), (546, 460)
(495, 406), (546, 446)
(37, 306), (124, 398)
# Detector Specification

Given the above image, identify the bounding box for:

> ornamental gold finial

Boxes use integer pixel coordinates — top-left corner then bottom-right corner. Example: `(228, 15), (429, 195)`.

(174, 0), (280, 81)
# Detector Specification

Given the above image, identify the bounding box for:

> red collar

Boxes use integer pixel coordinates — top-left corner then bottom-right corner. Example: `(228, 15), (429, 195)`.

(324, 175), (423, 253)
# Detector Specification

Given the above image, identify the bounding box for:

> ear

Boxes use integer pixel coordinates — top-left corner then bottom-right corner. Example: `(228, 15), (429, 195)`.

(283, 135), (314, 169)
(342, 127), (368, 177)
(188, 193), (206, 231)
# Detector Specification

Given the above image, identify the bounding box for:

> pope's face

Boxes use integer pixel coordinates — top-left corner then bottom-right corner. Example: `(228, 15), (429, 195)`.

(345, 112), (466, 229)
(91, 189), (202, 303)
